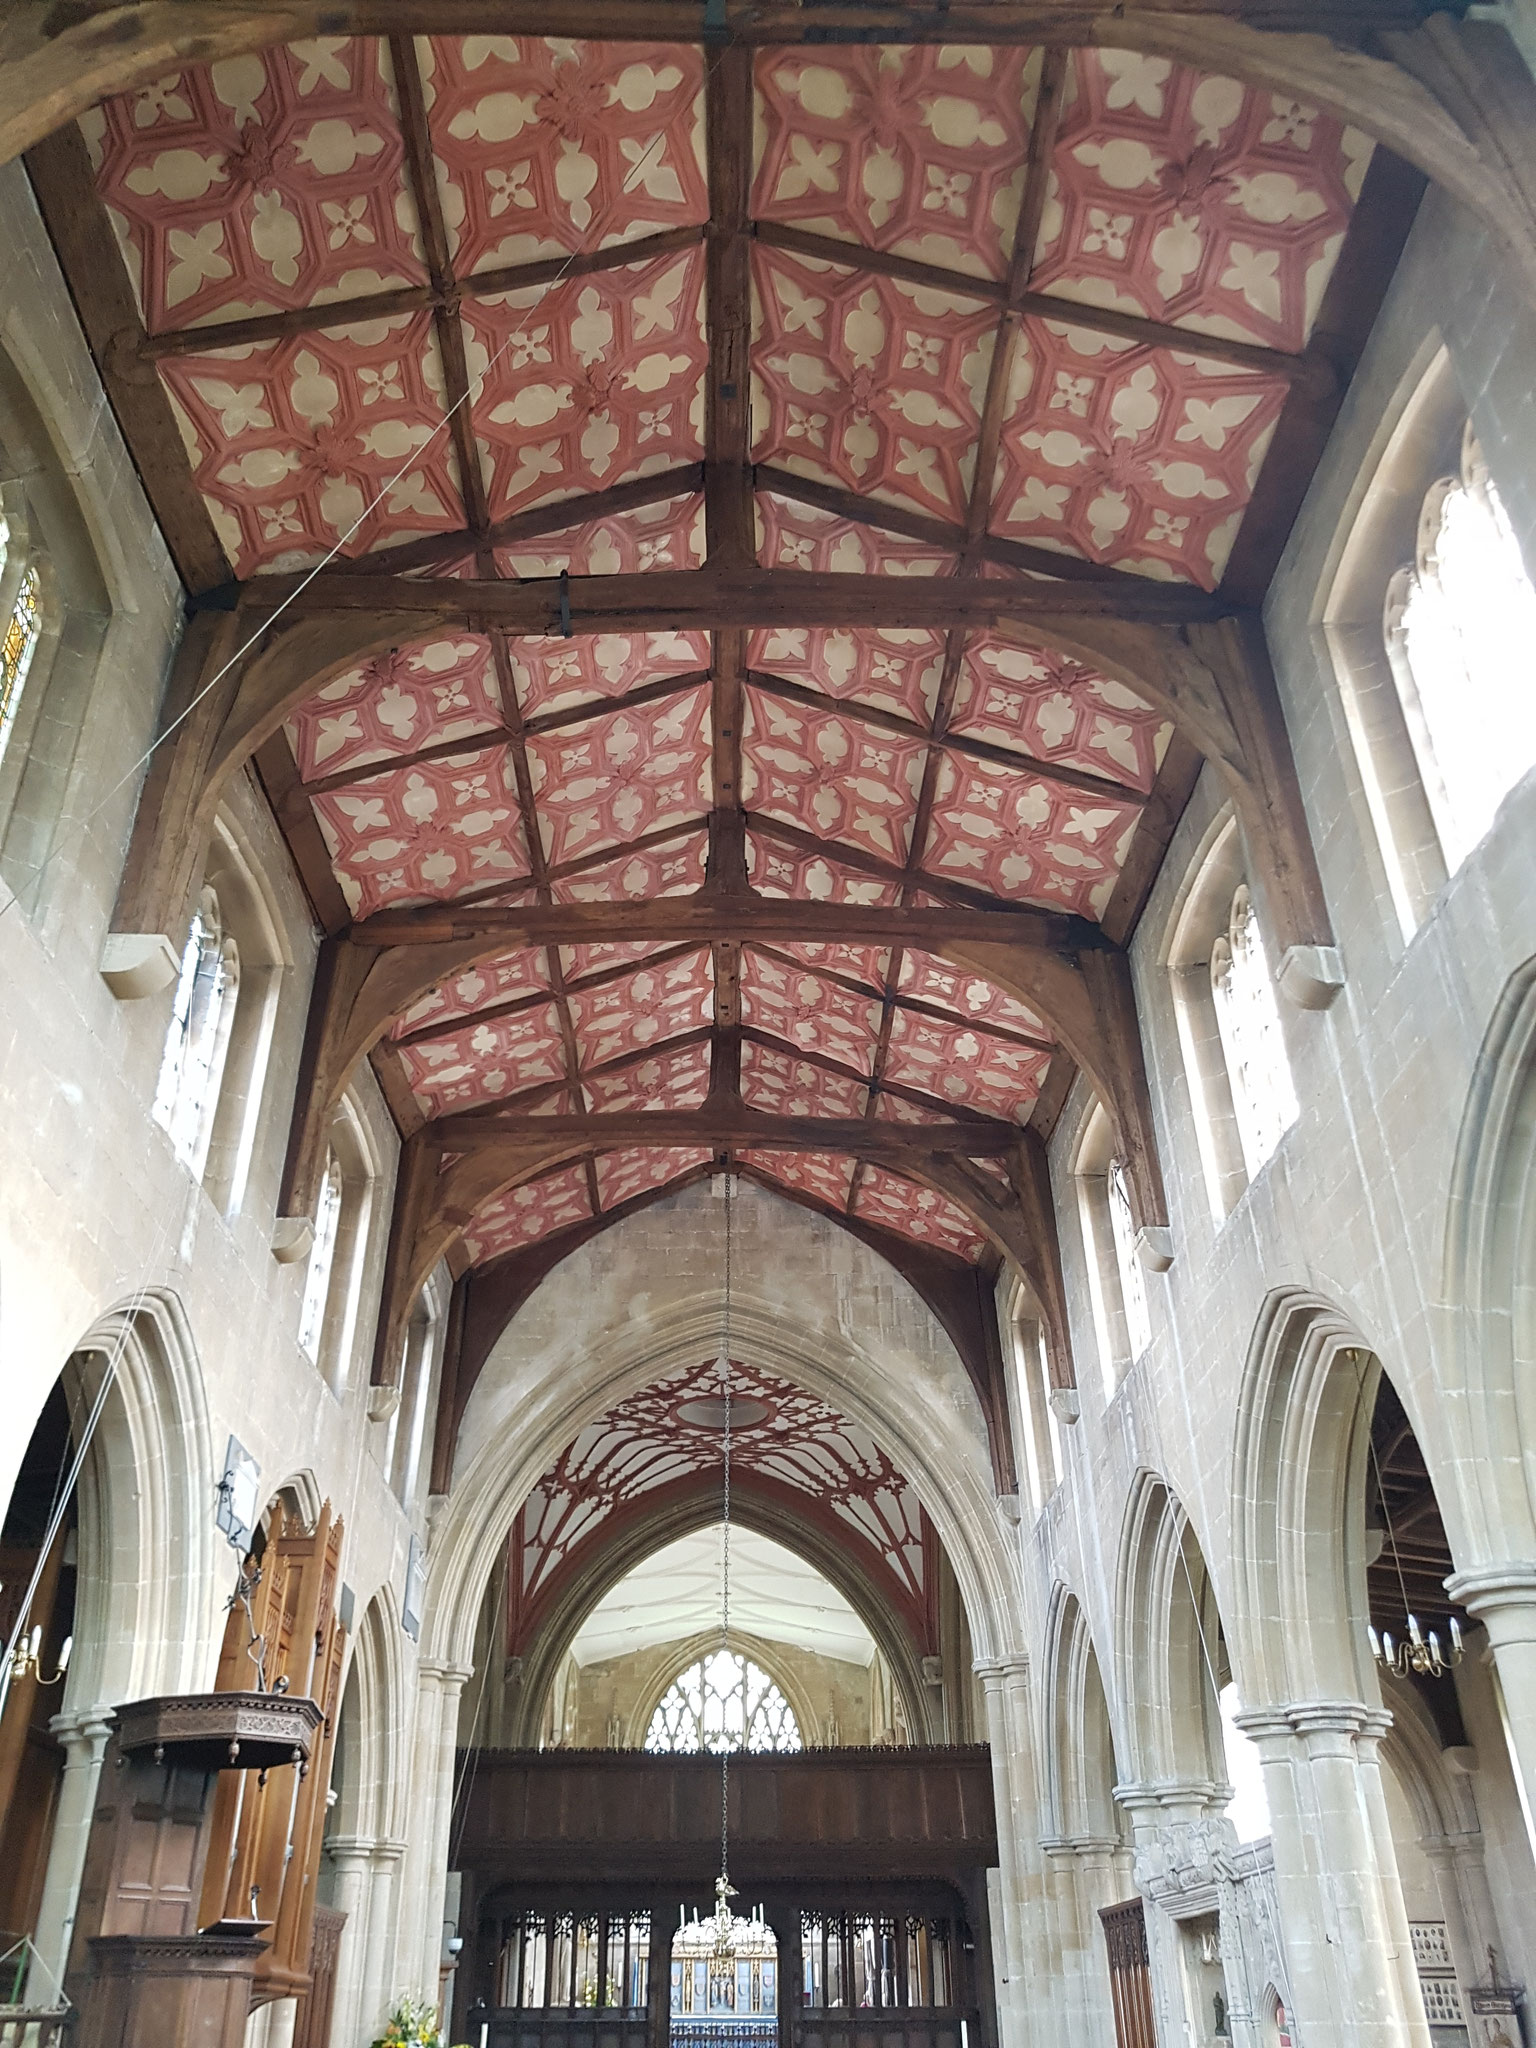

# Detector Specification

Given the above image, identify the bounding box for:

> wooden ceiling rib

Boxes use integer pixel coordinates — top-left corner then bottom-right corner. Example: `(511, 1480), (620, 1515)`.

(30, 25), (1409, 1277)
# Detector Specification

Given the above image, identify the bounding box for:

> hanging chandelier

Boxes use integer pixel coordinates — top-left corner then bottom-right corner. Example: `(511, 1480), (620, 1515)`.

(1354, 1350), (1463, 1681)
(713, 1169), (738, 1960)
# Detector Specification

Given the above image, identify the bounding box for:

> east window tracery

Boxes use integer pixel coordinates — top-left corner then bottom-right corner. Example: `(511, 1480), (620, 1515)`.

(644, 1650), (802, 1754)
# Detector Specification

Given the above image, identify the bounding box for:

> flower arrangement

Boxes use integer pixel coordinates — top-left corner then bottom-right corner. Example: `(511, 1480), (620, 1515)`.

(373, 1994), (444, 2047)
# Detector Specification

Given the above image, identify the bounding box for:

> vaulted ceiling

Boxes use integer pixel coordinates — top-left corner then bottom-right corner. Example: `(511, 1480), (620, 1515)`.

(25, 13), (1425, 1440)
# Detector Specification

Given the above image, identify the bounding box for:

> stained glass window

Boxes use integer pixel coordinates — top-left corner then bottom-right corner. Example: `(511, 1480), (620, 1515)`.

(1211, 886), (1297, 1180)
(152, 890), (239, 1176)
(0, 557), (42, 771)
(644, 1650), (802, 1754)
(1386, 425), (1536, 872)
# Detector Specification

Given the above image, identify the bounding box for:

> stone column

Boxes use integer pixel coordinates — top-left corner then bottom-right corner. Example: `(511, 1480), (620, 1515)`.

(1446, 1565), (1536, 1854)
(1039, 1836), (1120, 2048)
(1420, 1835), (1486, 2008)
(357, 1838), (408, 2045)
(29, 1705), (114, 1994)
(323, 1834), (375, 2048)
(414, 1662), (474, 2011)
(1115, 1780), (1232, 2048)
(1237, 1701), (1421, 2048)
(974, 1656), (1052, 2048)
(1356, 1709), (1433, 2048)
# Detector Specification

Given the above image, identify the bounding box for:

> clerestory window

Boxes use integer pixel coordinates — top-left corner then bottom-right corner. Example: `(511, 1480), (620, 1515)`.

(152, 887), (240, 1179)
(298, 1151), (344, 1362)
(1383, 423), (1536, 875)
(0, 530), (41, 772)
(644, 1650), (802, 1754)
(1210, 885), (1298, 1182)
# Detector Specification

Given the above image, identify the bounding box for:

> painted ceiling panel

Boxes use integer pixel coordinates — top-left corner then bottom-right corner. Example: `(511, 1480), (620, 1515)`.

(508, 628), (708, 720)
(740, 1150), (856, 1213)
(397, 996), (568, 1115)
(550, 831), (708, 902)
(749, 623), (947, 725)
(525, 682), (712, 868)
(923, 750), (1143, 915)
(853, 1166), (987, 1261)
(567, 948), (714, 1066)
(752, 45), (1039, 282)
(948, 631), (1169, 789)
(310, 740), (529, 913)
(392, 948), (550, 1039)
(560, 940), (677, 982)
(740, 1040), (868, 1119)
(594, 1146), (711, 1210)
(160, 316), (461, 575)
(582, 1039), (712, 1114)
(759, 941), (891, 995)
(746, 834), (900, 907)
(987, 318), (1288, 586)
(882, 1006), (1050, 1122)
(751, 247), (995, 523)
(739, 951), (881, 1072)
(464, 242), (708, 522)
(896, 951), (1049, 1042)
(741, 688), (927, 867)
(755, 493), (959, 578)
(85, 38), (424, 333)
(286, 631), (504, 781)
(1032, 51), (1370, 355)
(497, 491), (705, 578)
(421, 37), (708, 274)
(463, 1163), (595, 1262)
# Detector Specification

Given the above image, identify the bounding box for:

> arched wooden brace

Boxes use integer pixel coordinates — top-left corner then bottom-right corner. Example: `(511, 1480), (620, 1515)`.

(373, 1120), (1063, 1449)
(6, 6), (1536, 315)
(501, 1467), (944, 1748)
(425, 1156), (1034, 1502)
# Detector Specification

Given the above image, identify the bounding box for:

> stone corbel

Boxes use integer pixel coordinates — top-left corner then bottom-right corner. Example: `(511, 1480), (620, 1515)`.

(271, 1215), (315, 1265)
(99, 931), (179, 999)
(367, 1384), (401, 1423)
(1050, 1387), (1081, 1425)
(1276, 943), (1346, 1010)
(1135, 1225), (1175, 1272)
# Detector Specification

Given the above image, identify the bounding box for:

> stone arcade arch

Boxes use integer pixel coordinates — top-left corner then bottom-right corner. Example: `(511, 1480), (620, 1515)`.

(1038, 1587), (1128, 2048)
(24, 1289), (219, 1989)
(409, 1183), (1033, 2037)
(325, 1593), (411, 2048)
(499, 1484), (941, 1752)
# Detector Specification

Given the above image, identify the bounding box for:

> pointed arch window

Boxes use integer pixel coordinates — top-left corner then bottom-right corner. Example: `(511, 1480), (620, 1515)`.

(152, 887), (240, 1177)
(1385, 425), (1536, 874)
(298, 1151), (344, 1361)
(1210, 885), (1297, 1180)
(0, 522), (41, 771)
(644, 1650), (802, 1754)
(1106, 1158), (1152, 1362)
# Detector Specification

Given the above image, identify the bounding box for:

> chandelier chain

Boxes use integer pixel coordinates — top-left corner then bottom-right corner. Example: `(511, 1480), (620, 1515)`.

(719, 1169), (733, 1903)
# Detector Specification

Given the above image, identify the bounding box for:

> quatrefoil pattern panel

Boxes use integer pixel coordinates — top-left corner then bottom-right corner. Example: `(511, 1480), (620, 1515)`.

(86, 39), (424, 332)
(464, 1165), (594, 1262)
(421, 38), (707, 275)
(1032, 50), (1369, 353)
(753, 45), (1038, 280)
(853, 1167), (987, 1260)
(526, 684), (712, 868)
(287, 631), (504, 780)
(309, 741), (530, 914)
(949, 632), (1169, 788)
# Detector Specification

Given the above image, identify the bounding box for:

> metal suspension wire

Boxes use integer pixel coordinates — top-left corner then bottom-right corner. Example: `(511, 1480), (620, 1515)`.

(715, 1166), (735, 1942)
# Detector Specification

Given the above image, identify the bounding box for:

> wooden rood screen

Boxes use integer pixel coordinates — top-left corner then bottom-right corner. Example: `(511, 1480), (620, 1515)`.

(1099, 1899), (1156, 2048)
(198, 1500), (347, 2007)
(797, 1910), (976, 2048)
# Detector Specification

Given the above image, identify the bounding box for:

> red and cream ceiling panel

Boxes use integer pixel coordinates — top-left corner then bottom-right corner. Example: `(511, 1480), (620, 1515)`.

(505, 1356), (935, 1652)
(81, 34), (1366, 583)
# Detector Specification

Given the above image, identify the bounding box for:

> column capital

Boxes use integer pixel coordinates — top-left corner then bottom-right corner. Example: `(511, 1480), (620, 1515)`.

(48, 1705), (116, 1753)
(418, 1659), (475, 1693)
(972, 1653), (1031, 1684)
(1445, 1562), (1536, 1621)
